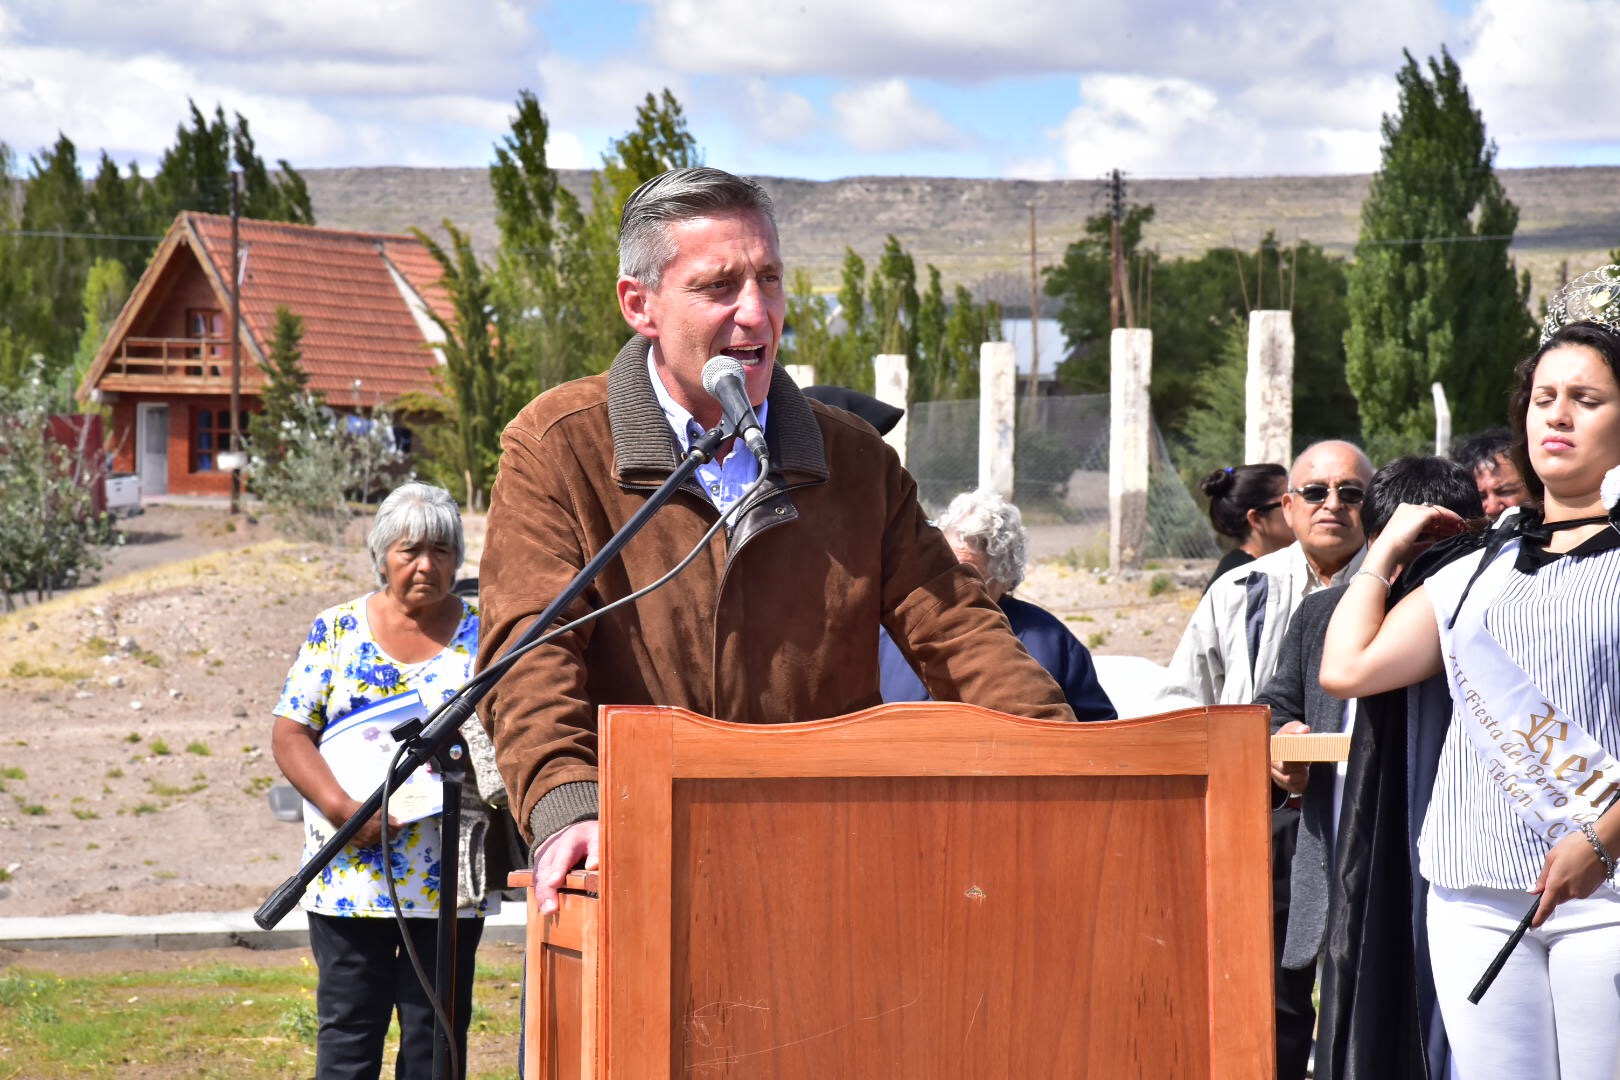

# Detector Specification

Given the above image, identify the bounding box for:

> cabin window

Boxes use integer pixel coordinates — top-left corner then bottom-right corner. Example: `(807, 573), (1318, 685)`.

(185, 309), (226, 376)
(192, 407), (247, 472)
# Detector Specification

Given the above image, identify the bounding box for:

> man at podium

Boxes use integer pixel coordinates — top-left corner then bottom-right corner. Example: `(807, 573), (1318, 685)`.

(477, 167), (1074, 915)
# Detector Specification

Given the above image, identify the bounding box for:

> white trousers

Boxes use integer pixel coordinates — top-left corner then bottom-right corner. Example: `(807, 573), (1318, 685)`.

(1427, 883), (1620, 1080)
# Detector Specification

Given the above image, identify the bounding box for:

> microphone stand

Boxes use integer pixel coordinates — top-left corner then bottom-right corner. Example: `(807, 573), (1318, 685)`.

(254, 421), (734, 1078)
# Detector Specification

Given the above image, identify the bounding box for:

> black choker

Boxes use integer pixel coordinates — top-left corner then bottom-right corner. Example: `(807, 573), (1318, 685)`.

(1518, 514), (1612, 545)
(1445, 511), (1615, 628)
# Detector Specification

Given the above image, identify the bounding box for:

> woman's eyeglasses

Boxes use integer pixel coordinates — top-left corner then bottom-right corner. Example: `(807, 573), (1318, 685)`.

(1252, 500), (1283, 514)
(1288, 483), (1365, 505)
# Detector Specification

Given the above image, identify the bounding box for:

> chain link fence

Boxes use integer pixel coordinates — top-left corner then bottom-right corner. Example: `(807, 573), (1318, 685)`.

(906, 394), (1220, 562)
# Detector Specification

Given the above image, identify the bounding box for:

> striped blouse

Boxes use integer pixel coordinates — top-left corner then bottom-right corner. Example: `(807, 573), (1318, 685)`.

(1419, 531), (1620, 892)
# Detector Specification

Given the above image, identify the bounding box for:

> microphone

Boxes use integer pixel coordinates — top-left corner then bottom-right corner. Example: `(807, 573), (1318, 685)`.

(700, 356), (770, 466)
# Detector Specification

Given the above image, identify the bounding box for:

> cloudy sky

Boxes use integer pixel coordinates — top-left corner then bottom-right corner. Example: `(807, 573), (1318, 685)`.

(1, 0), (1616, 182)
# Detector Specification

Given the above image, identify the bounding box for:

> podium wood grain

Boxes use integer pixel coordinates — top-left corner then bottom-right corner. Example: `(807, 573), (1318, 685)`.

(515, 703), (1275, 1079)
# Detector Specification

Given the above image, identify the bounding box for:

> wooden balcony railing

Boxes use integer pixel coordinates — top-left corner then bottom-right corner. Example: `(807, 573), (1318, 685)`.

(109, 337), (232, 382)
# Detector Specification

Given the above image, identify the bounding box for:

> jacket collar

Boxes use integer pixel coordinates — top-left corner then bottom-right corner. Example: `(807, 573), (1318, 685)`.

(606, 335), (829, 487)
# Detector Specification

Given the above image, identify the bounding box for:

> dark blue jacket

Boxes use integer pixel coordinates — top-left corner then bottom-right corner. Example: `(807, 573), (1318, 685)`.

(879, 594), (1117, 722)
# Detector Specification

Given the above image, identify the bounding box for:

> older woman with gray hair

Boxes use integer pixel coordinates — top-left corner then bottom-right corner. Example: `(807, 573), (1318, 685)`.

(880, 489), (1117, 722)
(272, 482), (491, 1080)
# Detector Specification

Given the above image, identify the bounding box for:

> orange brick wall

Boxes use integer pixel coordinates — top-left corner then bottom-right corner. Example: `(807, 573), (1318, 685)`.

(106, 392), (255, 497)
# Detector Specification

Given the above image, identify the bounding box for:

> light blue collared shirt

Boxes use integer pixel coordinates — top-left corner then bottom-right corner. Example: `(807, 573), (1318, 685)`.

(646, 351), (767, 514)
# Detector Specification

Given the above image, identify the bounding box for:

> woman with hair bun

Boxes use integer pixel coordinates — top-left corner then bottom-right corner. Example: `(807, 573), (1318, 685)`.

(1202, 463), (1291, 589)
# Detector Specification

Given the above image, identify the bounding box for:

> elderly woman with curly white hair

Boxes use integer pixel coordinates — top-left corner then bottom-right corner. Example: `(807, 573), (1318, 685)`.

(880, 488), (1117, 722)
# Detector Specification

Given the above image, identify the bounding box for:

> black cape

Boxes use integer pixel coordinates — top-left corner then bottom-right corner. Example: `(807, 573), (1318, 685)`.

(1312, 534), (1486, 1080)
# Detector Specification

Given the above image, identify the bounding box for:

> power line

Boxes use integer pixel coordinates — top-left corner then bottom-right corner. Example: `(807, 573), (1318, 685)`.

(3, 228), (166, 242)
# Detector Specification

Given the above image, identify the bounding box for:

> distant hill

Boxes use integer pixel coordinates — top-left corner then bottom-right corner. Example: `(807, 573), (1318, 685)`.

(301, 166), (1620, 310)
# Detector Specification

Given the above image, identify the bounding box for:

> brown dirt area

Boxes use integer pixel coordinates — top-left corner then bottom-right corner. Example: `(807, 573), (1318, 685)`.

(0, 503), (1205, 919)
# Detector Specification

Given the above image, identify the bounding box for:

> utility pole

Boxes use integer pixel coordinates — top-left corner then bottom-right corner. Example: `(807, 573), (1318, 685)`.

(1025, 200), (1041, 410)
(229, 171), (242, 516)
(1106, 169), (1136, 330)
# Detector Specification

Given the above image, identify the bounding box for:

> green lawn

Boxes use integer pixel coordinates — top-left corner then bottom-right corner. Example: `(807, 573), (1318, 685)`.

(0, 946), (523, 1079)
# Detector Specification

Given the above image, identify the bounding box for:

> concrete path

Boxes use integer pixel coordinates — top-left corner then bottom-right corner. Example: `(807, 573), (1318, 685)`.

(0, 904), (528, 953)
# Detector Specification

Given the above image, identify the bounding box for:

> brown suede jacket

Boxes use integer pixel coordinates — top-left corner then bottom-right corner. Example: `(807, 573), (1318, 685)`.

(477, 337), (1074, 845)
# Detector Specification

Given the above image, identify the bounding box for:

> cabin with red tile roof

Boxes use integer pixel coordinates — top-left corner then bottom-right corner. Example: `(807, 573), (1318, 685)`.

(77, 212), (453, 497)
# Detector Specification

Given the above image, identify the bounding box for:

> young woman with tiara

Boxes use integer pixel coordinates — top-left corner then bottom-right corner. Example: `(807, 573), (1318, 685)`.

(1322, 267), (1620, 1079)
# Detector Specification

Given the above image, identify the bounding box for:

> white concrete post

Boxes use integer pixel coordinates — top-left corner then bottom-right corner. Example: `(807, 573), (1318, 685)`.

(785, 364), (816, 389)
(873, 354), (909, 464)
(1110, 328), (1153, 572)
(979, 341), (1016, 499)
(1244, 310), (1294, 467)
(1431, 382), (1451, 457)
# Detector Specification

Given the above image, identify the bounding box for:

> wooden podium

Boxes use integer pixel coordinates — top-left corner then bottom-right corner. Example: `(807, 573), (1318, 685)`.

(510, 703), (1275, 1078)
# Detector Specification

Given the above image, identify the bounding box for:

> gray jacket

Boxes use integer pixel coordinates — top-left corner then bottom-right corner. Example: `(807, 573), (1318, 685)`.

(1254, 584), (1349, 969)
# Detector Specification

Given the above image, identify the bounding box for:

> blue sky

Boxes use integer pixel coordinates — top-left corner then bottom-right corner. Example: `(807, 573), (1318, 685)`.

(1, 0), (1616, 181)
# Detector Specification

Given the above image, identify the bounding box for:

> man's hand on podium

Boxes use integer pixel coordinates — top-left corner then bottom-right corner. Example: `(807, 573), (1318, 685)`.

(533, 819), (600, 917)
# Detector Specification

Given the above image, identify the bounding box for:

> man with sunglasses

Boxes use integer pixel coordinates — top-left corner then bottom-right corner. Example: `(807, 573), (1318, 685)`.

(1157, 438), (1372, 1080)
(1160, 440), (1373, 709)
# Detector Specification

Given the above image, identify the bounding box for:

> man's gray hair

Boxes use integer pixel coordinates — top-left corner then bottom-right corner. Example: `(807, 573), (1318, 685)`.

(936, 489), (1028, 593)
(367, 482), (465, 586)
(619, 167), (777, 291)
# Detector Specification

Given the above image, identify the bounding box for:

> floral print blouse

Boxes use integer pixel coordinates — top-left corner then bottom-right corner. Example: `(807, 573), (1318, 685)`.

(275, 593), (492, 918)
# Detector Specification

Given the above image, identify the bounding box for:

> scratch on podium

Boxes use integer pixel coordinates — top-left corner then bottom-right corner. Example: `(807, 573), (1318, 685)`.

(684, 992), (923, 1071)
(963, 990), (985, 1053)
(684, 1000), (770, 1048)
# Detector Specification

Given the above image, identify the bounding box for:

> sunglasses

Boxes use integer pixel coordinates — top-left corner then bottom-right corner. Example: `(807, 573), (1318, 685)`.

(1288, 483), (1365, 505)
(1252, 500), (1283, 514)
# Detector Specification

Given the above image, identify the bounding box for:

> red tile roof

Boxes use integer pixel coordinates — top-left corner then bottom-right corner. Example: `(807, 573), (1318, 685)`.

(184, 213), (454, 408)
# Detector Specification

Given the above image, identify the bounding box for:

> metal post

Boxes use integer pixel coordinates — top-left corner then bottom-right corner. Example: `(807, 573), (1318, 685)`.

(1026, 200), (1040, 408)
(229, 173), (242, 515)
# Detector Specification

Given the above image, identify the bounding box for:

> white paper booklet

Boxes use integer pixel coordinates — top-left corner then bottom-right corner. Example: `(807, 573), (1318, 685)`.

(314, 689), (442, 825)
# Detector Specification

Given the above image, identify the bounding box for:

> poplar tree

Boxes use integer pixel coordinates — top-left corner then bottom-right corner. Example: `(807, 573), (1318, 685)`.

(1344, 48), (1535, 456)
(782, 270), (836, 381)
(70, 257), (131, 406)
(17, 135), (92, 373)
(410, 221), (520, 510)
(86, 152), (151, 283)
(553, 90), (701, 374)
(827, 248), (873, 391)
(489, 90), (565, 392)
(247, 304), (313, 457)
(148, 102), (312, 224)
(0, 142), (51, 382)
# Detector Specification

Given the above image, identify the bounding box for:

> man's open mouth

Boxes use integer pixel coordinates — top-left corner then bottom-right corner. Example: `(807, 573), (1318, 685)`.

(723, 346), (766, 365)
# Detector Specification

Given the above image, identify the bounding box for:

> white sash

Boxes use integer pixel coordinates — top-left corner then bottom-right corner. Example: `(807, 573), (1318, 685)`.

(1433, 541), (1620, 844)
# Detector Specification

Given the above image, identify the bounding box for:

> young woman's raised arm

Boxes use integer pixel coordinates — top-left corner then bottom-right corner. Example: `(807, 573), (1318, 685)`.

(1321, 502), (1456, 698)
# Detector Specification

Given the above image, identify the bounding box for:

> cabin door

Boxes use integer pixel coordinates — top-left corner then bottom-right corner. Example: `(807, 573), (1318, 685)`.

(137, 403), (169, 496)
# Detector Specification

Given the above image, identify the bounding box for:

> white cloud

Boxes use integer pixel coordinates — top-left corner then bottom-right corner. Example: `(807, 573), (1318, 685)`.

(7, 0), (1615, 182)
(636, 0), (1450, 82)
(1458, 0), (1620, 159)
(545, 129), (589, 169)
(6, 0), (538, 68)
(1047, 74), (1238, 177)
(830, 79), (963, 154)
(626, 0), (1460, 176)
(1037, 71), (1390, 178)
(741, 81), (820, 145)
(534, 52), (691, 131)
(0, 1), (544, 167)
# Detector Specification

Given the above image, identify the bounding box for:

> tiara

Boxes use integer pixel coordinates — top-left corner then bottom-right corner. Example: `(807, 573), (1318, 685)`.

(1541, 264), (1620, 344)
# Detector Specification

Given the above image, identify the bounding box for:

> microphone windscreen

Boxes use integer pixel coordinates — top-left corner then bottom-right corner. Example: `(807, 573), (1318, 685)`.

(701, 355), (747, 396)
